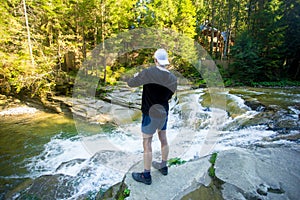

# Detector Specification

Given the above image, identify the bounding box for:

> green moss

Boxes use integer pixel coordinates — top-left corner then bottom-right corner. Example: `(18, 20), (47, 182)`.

(115, 181), (130, 200)
(181, 180), (224, 200)
(96, 182), (130, 200)
(167, 157), (186, 167)
(15, 194), (41, 200)
(120, 188), (130, 199)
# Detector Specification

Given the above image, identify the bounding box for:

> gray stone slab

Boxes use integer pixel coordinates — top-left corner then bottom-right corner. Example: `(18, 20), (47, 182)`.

(215, 147), (300, 200)
(124, 157), (211, 200)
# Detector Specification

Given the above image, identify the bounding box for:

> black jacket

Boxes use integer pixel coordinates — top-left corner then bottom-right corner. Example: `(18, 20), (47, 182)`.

(127, 66), (177, 115)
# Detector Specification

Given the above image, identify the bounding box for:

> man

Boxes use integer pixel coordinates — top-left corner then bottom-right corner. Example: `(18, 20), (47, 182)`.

(127, 49), (177, 185)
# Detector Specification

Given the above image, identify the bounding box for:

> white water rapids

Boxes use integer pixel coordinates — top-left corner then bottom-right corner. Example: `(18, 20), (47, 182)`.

(21, 87), (299, 199)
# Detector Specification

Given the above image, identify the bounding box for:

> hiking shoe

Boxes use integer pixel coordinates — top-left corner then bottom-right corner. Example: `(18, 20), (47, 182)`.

(152, 161), (168, 175)
(132, 172), (152, 185)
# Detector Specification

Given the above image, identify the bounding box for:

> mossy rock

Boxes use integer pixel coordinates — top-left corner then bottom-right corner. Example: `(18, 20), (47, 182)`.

(96, 180), (130, 200)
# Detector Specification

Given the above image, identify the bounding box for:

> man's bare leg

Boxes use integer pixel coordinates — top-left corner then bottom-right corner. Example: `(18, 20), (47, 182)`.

(158, 130), (169, 165)
(143, 133), (153, 172)
(131, 133), (153, 185)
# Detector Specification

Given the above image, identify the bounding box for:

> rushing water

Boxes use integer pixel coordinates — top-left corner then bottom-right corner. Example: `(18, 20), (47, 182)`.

(0, 87), (299, 199)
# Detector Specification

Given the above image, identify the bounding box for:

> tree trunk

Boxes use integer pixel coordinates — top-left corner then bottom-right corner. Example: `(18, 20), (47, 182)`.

(216, 1), (221, 59)
(247, 0), (253, 31)
(23, 0), (34, 67)
(94, 15), (98, 47)
(234, 1), (241, 35)
(101, 0), (107, 84)
(224, 0), (232, 59)
(210, 0), (215, 56)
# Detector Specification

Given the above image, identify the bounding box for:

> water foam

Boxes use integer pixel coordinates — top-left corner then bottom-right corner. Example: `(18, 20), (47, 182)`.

(26, 133), (90, 177)
(0, 106), (38, 116)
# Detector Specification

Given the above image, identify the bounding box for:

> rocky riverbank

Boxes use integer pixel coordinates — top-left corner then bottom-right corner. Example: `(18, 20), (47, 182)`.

(2, 86), (300, 137)
(0, 93), (65, 115)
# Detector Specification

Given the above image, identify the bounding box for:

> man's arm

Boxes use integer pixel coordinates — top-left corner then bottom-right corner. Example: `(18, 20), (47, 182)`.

(127, 70), (147, 87)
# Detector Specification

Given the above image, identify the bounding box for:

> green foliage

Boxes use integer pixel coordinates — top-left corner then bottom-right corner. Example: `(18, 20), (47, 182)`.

(251, 80), (300, 87)
(208, 165), (216, 178)
(1, 0), (300, 101)
(283, 0), (300, 80)
(136, 0), (196, 38)
(229, 0), (298, 83)
(172, 55), (201, 81)
(209, 152), (218, 165)
(113, 183), (131, 200)
(208, 152), (218, 178)
(116, 188), (130, 200)
(167, 157), (186, 167)
(104, 66), (126, 85)
(175, 0), (196, 38)
(230, 31), (263, 83)
(123, 188), (130, 198)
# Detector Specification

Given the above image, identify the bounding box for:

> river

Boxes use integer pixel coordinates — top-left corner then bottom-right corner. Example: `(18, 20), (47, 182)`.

(0, 86), (299, 199)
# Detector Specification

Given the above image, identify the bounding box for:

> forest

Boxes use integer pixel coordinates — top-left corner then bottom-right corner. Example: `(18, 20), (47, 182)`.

(0, 0), (299, 100)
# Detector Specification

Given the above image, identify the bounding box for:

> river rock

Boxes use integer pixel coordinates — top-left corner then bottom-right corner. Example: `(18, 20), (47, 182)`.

(215, 147), (300, 200)
(54, 83), (142, 124)
(108, 147), (300, 200)
(121, 156), (212, 200)
(56, 95), (141, 124)
(5, 174), (75, 200)
(55, 158), (86, 172)
(244, 100), (265, 111)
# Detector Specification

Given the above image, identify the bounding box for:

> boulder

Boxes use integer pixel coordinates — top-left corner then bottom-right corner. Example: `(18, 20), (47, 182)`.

(122, 157), (212, 200)
(215, 147), (300, 200)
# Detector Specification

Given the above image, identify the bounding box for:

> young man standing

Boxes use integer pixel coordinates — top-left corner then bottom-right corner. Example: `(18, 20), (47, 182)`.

(127, 49), (177, 185)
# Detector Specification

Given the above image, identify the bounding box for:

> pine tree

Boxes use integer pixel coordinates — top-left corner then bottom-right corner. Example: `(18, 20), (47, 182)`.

(283, 0), (300, 80)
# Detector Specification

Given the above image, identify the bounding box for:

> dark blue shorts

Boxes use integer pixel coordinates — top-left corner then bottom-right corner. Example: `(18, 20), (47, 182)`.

(142, 114), (168, 134)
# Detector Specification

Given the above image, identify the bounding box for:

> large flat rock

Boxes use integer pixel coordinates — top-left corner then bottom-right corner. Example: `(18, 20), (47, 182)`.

(215, 147), (300, 200)
(101, 147), (300, 199)
(124, 157), (212, 200)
